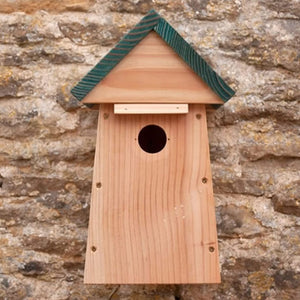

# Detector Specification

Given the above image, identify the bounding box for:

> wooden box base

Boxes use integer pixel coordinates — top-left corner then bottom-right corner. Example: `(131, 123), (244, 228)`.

(84, 104), (220, 284)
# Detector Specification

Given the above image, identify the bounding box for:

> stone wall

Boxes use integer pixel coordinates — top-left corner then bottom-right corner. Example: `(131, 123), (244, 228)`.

(0, 0), (299, 299)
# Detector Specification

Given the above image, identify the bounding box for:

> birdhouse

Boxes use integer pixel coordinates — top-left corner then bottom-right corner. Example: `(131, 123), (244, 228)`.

(71, 10), (235, 284)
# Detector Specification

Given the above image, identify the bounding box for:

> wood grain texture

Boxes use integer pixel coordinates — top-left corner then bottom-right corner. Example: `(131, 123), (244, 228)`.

(71, 10), (235, 104)
(114, 104), (189, 114)
(85, 104), (220, 284)
(82, 32), (224, 105)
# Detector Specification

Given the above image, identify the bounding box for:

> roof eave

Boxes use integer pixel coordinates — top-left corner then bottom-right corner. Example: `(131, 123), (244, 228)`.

(71, 9), (235, 105)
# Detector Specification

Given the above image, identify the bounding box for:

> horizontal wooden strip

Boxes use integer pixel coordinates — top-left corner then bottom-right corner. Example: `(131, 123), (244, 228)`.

(114, 104), (189, 114)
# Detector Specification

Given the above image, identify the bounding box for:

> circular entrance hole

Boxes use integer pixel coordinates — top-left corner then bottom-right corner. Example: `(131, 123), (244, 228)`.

(138, 124), (167, 154)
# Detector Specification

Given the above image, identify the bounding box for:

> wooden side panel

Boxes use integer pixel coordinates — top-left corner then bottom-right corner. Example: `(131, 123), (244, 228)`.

(85, 104), (220, 284)
(82, 32), (223, 105)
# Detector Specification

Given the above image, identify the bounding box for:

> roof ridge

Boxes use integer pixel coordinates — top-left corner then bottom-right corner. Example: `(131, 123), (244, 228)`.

(71, 9), (235, 103)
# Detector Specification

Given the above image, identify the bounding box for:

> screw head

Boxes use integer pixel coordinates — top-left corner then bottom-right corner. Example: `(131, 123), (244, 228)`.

(91, 246), (97, 252)
(209, 246), (215, 253)
(202, 177), (208, 184)
(96, 182), (102, 188)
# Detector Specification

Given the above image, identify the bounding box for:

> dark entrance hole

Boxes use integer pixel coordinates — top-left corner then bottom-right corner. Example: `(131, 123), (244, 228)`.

(138, 124), (167, 154)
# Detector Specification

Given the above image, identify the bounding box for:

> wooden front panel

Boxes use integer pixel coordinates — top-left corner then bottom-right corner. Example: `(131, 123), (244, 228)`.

(85, 104), (220, 284)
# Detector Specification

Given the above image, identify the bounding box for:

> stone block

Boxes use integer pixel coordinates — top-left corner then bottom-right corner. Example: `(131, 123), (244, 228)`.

(0, 68), (21, 98)
(56, 84), (82, 112)
(0, 0), (95, 14)
(239, 119), (300, 161)
(272, 180), (300, 217)
(261, 0), (300, 18)
(109, 0), (182, 14)
(58, 21), (125, 46)
(216, 205), (265, 238)
(219, 20), (300, 71)
(187, 0), (241, 20)
(1, 47), (85, 67)
(19, 261), (48, 277)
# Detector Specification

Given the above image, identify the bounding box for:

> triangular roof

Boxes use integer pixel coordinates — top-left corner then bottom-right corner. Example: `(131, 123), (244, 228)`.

(71, 10), (235, 103)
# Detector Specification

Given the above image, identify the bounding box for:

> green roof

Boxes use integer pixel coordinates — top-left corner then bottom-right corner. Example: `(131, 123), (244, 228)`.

(71, 10), (235, 103)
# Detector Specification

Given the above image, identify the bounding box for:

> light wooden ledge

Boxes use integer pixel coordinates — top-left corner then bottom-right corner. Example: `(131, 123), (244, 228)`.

(114, 104), (189, 114)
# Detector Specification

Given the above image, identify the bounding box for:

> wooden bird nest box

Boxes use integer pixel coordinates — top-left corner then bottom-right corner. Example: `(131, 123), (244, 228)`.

(71, 10), (235, 284)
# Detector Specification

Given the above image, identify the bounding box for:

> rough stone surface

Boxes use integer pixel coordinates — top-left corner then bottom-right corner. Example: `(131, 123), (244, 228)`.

(216, 205), (265, 238)
(109, 0), (183, 14)
(261, 0), (300, 19)
(0, 72), (21, 98)
(0, 0), (95, 14)
(0, 1), (299, 299)
(187, 0), (241, 20)
(272, 180), (300, 217)
(1, 47), (85, 66)
(220, 20), (300, 72)
(58, 21), (125, 46)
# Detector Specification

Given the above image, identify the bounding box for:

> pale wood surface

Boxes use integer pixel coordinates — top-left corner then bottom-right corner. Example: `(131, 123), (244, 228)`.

(114, 104), (189, 114)
(85, 104), (220, 284)
(82, 31), (224, 105)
